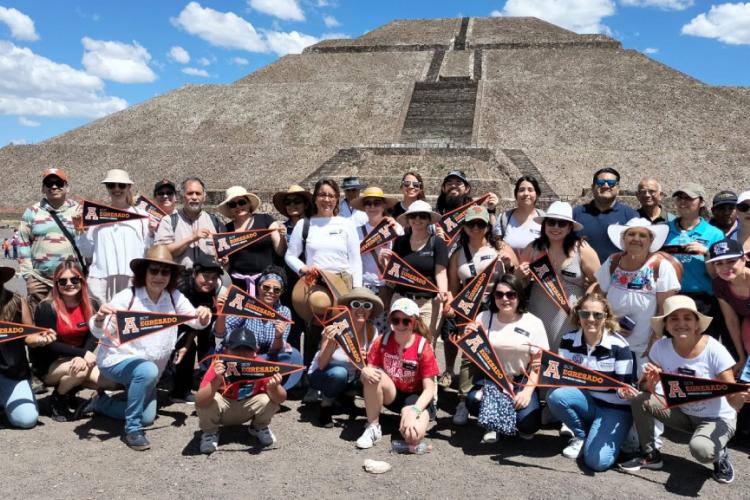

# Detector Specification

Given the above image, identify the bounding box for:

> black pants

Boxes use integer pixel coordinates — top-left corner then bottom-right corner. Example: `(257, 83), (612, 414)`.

(303, 323), (323, 368)
(170, 327), (215, 397)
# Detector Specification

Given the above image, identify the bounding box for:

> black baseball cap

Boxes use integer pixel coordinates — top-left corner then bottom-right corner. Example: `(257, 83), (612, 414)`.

(223, 326), (258, 351)
(443, 169), (469, 185)
(706, 239), (745, 263)
(153, 179), (176, 194)
(193, 254), (224, 275)
(712, 190), (738, 208)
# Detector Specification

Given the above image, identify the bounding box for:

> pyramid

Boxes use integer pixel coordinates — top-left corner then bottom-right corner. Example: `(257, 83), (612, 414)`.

(2, 16), (748, 209)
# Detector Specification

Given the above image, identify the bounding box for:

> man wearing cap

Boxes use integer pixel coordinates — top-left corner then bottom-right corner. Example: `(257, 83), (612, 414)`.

(338, 176), (369, 226)
(709, 191), (739, 239)
(573, 167), (639, 263)
(436, 169), (499, 228)
(636, 178), (674, 224)
(152, 179), (177, 216)
(17, 168), (81, 310)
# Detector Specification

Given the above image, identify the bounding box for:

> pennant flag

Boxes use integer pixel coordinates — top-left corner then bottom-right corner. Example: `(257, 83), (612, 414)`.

(659, 371), (748, 409)
(0, 321), (48, 344)
(451, 325), (514, 396)
(212, 229), (276, 259)
(450, 257), (497, 322)
(81, 199), (149, 228)
(209, 354), (305, 385)
(134, 195), (166, 221)
(528, 253), (570, 313)
(381, 253), (439, 293)
(535, 349), (627, 389)
(115, 310), (196, 345)
(360, 219), (399, 254)
(437, 193), (491, 245)
(220, 285), (292, 323)
(319, 308), (366, 369)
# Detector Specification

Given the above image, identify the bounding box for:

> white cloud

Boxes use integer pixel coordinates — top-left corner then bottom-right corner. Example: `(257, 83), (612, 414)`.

(323, 15), (340, 28)
(18, 116), (39, 127)
(494, 0), (616, 34)
(197, 56), (211, 66)
(182, 67), (209, 77)
(682, 3), (750, 45)
(643, 47), (659, 54)
(620, 0), (692, 10)
(0, 41), (127, 118)
(265, 30), (319, 55)
(0, 6), (39, 41)
(82, 37), (157, 83)
(231, 56), (249, 65)
(173, 2), (267, 52)
(249, 0), (305, 21)
(168, 46), (190, 64)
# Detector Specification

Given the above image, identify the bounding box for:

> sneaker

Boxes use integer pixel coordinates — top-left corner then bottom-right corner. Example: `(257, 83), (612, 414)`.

(49, 390), (74, 422)
(618, 450), (664, 472)
(713, 449), (734, 484)
(559, 423), (574, 438)
(562, 437), (585, 459)
(356, 422), (382, 449)
(318, 404), (334, 428)
(200, 432), (219, 454)
(482, 431), (498, 444)
(452, 401), (469, 426)
(249, 426), (277, 447)
(74, 394), (98, 420)
(302, 388), (322, 404)
(123, 431), (151, 451)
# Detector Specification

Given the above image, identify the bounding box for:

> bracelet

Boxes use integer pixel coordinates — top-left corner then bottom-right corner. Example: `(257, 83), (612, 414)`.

(410, 404), (422, 415)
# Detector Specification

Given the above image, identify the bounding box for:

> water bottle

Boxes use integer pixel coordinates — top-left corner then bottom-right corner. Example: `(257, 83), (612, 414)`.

(678, 230), (691, 252)
(391, 439), (432, 455)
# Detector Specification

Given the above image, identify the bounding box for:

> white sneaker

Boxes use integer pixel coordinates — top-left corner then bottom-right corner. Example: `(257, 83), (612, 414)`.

(482, 431), (498, 443)
(452, 401), (469, 426)
(356, 422), (382, 449)
(200, 432), (219, 454)
(562, 437), (585, 459)
(559, 423), (574, 438)
(249, 426), (277, 447)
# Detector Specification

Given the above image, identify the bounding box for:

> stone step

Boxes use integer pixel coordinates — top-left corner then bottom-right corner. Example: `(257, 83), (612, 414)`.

(400, 80), (479, 145)
(500, 148), (556, 197)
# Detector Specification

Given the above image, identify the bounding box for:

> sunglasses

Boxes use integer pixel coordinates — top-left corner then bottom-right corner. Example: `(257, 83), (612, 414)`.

(402, 180), (422, 189)
(363, 200), (383, 208)
(155, 190), (175, 197)
(578, 310), (606, 320)
(285, 197), (304, 206)
(226, 198), (248, 209)
(105, 183), (129, 190)
(407, 213), (431, 220)
(390, 316), (414, 327)
(43, 178), (65, 189)
(261, 284), (282, 294)
(57, 277), (82, 286)
(546, 219), (571, 228)
(147, 266), (172, 277)
(494, 291), (517, 300)
(594, 179), (618, 188)
(350, 300), (373, 310)
(465, 220), (487, 229)
(738, 203), (750, 213)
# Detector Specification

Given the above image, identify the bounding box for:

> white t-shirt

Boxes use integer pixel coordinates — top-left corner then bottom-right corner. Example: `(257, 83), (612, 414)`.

(500, 212), (542, 253)
(596, 255), (680, 354)
(650, 336), (737, 420)
(477, 310), (549, 377)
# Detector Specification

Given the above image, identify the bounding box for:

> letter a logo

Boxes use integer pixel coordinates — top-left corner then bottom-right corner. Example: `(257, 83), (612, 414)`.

(543, 360), (560, 380)
(122, 317), (139, 335)
(668, 380), (686, 399)
(388, 263), (401, 278)
(85, 207), (99, 220)
(228, 294), (244, 310)
(216, 238), (230, 253)
(466, 335), (483, 353)
(457, 300), (472, 315)
(224, 361), (240, 377)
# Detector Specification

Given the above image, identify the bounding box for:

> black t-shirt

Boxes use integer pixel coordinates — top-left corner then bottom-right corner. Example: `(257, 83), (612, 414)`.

(227, 213), (277, 275)
(391, 233), (449, 298)
(0, 293), (29, 380)
(390, 202), (406, 218)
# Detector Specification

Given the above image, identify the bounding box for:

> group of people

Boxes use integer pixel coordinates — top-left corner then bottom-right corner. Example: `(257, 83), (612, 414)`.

(2, 165), (750, 485)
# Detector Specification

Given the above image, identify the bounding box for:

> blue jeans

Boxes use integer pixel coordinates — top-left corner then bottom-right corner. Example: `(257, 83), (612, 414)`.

(547, 388), (632, 471)
(309, 365), (351, 399)
(96, 358), (159, 435)
(0, 374), (38, 429)
(466, 378), (542, 435)
(262, 347), (304, 391)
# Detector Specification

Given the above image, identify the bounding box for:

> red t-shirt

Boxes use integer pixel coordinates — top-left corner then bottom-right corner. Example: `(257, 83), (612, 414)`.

(366, 333), (439, 394)
(200, 360), (268, 401)
(56, 305), (89, 347)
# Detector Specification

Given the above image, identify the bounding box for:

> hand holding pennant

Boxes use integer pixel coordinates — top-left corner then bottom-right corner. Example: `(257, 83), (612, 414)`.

(525, 348), (631, 390)
(450, 257), (497, 323)
(219, 285), (292, 323)
(528, 253), (570, 314)
(115, 310), (197, 345)
(318, 307), (366, 370)
(212, 228), (277, 259)
(437, 193), (491, 246)
(451, 324), (514, 396)
(657, 371), (750, 409)
(0, 321), (49, 344)
(360, 218), (399, 254)
(380, 253), (439, 294)
(199, 353), (305, 389)
(134, 195), (166, 221)
(81, 199), (149, 228)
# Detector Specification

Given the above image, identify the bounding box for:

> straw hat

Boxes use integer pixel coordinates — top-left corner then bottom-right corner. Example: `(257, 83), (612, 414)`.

(291, 271), (352, 323)
(396, 200), (441, 226)
(272, 185), (313, 215)
(129, 244), (184, 273)
(101, 169), (134, 185)
(350, 187), (398, 211)
(607, 217), (669, 254)
(338, 287), (384, 316)
(0, 266), (15, 284)
(218, 186), (261, 218)
(650, 295), (713, 336)
(533, 201), (583, 232)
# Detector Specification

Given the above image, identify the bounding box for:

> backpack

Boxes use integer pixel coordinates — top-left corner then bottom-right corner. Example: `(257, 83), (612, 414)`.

(170, 212), (222, 234)
(608, 251), (684, 283)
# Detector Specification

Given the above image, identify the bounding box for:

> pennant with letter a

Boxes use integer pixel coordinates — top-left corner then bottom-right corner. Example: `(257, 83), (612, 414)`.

(437, 193), (490, 245)
(0, 321), (48, 344)
(450, 257), (497, 323)
(134, 195), (166, 221)
(318, 307), (366, 369)
(451, 325), (514, 396)
(212, 229), (276, 259)
(659, 371), (748, 409)
(220, 285), (292, 323)
(205, 354), (305, 386)
(534, 349), (628, 390)
(81, 199), (149, 228)
(528, 253), (570, 313)
(115, 310), (196, 345)
(381, 253), (439, 293)
(360, 219), (399, 254)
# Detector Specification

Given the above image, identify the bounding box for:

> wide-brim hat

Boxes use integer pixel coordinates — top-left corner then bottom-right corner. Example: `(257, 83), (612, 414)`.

(397, 200), (441, 226)
(0, 266), (15, 284)
(533, 201), (583, 231)
(607, 217), (669, 254)
(272, 185), (313, 215)
(338, 287), (384, 316)
(129, 244), (184, 273)
(291, 271), (352, 323)
(218, 186), (261, 218)
(650, 295), (713, 336)
(101, 169), (134, 185)
(350, 187), (398, 211)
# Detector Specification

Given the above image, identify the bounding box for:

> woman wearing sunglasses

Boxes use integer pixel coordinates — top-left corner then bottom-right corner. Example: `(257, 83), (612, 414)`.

(88, 245), (211, 451)
(519, 201), (600, 351)
(390, 171), (426, 218)
(75, 169), (151, 304)
(733, 191), (750, 258)
(356, 298), (439, 450)
(546, 293), (636, 471)
(217, 186), (286, 294)
(308, 288), (383, 427)
(32, 260), (100, 421)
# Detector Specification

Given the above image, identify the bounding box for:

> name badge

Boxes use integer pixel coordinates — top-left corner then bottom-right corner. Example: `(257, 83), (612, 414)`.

(678, 367), (696, 376)
(329, 229), (342, 235)
(401, 360), (418, 371)
(627, 282), (644, 290)
(561, 270), (576, 277)
(514, 327), (531, 337)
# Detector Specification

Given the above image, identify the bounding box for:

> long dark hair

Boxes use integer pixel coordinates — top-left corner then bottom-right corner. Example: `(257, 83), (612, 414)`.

(532, 219), (580, 256)
(401, 171), (426, 200)
(457, 220), (500, 250)
(514, 175), (541, 198)
(489, 273), (529, 314)
(312, 178), (340, 216)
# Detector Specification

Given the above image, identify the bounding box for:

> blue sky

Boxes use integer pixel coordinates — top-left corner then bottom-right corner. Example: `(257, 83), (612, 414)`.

(1, 0), (749, 147)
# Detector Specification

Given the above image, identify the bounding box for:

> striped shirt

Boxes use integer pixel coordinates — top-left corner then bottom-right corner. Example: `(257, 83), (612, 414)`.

(558, 329), (634, 406)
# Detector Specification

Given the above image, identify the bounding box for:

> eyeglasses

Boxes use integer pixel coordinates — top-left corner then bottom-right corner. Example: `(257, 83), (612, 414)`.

(226, 198), (248, 209)
(57, 277), (82, 286)
(465, 220), (487, 229)
(350, 300), (373, 310)
(390, 316), (413, 327)
(637, 189), (658, 196)
(737, 203), (750, 213)
(155, 190), (175, 197)
(546, 219), (571, 228)
(578, 310), (606, 320)
(407, 213), (431, 220)
(594, 179), (618, 188)
(494, 291), (518, 300)
(105, 183), (129, 190)
(402, 180), (422, 189)
(260, 284), (282, 294)
(147, 266), (172, 277)
(317, 192), (337, 200)
(285, 197), (304, 206)
(43, 178), (65, 189)
(363, 200), (383, 208)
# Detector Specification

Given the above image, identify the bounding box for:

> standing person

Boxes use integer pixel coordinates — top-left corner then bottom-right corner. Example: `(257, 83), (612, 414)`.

(709, 191), (739, 239)
(573, 167), (639, 263)
(356, 298), (439, 450)
(338, 176), (368, 226)
(636, 178), (674, 224)
(75, 169), (152, 304)
(620, 296), (749, 484)
(217, 186), (286, 294)
(0, 265), (56, 428)
(88, 245), (211, 450)
(436, 170), (499, 229)
(2, 239), (10, 259)
(152, 179), (178, 216)
(391, 171), (426, 219)
(17, 168), (81, 312)
(493, 175), (545, 255)
(10, 229), (20, 259)
(734, 191), (750, 256)
(546, 293), (636, 471)
(519, 201), (600, 351)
